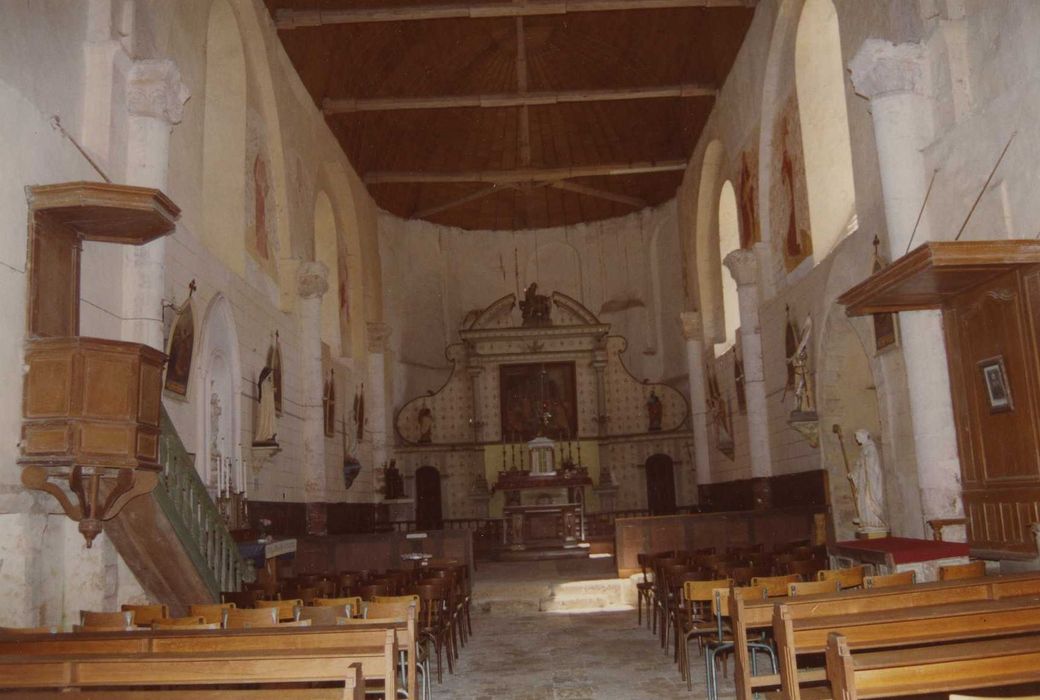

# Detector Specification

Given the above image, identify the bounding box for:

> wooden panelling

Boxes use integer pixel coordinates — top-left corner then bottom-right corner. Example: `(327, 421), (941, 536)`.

(945, 266), (1040, 556)
(295, 531), (474, 576)
(698, 469), (829, 512)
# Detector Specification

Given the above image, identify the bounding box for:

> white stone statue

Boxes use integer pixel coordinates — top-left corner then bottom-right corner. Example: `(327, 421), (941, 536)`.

(254, 366), (277, 446)
(851, 429), (887, 532)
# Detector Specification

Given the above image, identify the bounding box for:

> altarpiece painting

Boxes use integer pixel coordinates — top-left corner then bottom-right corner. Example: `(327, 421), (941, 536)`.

(500, 362), (577, 442)
(164, 300), (194, 397)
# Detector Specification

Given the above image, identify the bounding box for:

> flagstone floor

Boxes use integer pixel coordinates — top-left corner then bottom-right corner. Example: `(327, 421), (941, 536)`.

(432, 559), (734, 699)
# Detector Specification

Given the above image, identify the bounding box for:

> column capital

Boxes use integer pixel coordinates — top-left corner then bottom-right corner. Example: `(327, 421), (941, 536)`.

(723, 248), (759, 287)
(126, 59), (190, 124)
(296, 261), (329, 299)
(849, 39), (928, 101)
(366, 322), (391, 353)
(679, 311), (703, 340)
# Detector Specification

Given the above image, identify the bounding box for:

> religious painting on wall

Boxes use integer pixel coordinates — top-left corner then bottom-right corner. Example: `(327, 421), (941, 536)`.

(738, 143), (761, 249)
(499, 361), (577, 442)
(267, 332), (283, 415)
(979, 356), (1013, 414)
(323, 369), (336, 438)
(164, 299), (195, 397)
(771, 94), (813, 271)
(871, 236), (899, 352)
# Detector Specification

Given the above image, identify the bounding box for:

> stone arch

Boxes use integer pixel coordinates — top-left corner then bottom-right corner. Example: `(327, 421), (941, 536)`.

(314, 190), (342, 357)
(201, 0), (247, 275)
(195, 294), (244, 494)
(318, 160), (365, 359)
(717, 180), (741, 356)
(795, 0), (857, 260)
(695, 139), (727, 345)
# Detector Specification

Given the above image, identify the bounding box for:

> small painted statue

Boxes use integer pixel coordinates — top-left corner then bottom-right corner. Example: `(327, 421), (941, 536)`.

(647, 390), (663, 432)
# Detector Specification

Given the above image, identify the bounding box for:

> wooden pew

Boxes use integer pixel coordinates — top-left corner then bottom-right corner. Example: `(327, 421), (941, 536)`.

(774, 595), (1040, 700)
(0, 622), (411, 699)
(730, 571), (1040, 700)
(0, 651), (366, 698)
(826, 631), (1040, 699)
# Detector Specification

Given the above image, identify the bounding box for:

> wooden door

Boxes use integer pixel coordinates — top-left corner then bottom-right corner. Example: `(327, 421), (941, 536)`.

(645, 453), (677, 516)
(415, 466), (443, 531)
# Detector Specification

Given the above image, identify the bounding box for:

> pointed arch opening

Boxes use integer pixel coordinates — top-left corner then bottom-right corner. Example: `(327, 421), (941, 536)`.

(195, 294), (244, 496)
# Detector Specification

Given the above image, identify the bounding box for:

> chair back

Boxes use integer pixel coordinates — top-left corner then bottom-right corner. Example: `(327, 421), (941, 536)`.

(751, 573), (802, 597)
(285, 586), (319, 605)
(225, 607), (279, 628)
(299, 605), (348, 626)
(938, 560), (986, 581)
(683, 578), (734, 605)
(374, 594), (420, 607)
(364, 600), (415, 620)
(121, 604), (168, 626)
(152, 617), (218, 630)
(255, 598), (303, 622)
(73, 624), (138, 632)
(864, 570), (916, 589)
(314, 596), (362, 617)
(81, 610), (134, 627)
(788, 578), (841, 596)
(785, 558), (827, 580)
(189, 602), (235, 625)
(359, 583), (389, 601)
(817, 565), (866, 589)
(221, 590), (262, 609)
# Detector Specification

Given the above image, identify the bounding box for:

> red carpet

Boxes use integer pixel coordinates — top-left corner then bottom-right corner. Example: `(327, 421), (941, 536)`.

(834, 536), (969, 564)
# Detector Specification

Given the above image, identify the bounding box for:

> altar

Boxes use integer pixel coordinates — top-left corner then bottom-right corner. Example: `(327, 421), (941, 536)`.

(492, 462), (593, 553)
(828, 536), (970, 582)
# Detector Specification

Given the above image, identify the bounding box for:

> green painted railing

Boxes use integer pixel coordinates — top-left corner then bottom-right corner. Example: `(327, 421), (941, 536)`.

(153, 407), (252, 598)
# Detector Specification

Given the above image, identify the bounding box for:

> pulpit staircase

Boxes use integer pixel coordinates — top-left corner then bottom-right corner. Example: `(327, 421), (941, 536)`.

(105, 408), (252, 614)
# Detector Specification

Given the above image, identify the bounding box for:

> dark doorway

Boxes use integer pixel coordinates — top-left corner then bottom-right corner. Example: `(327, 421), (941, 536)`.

(415, 466), (443, 530)
(645, 453), (677, 515)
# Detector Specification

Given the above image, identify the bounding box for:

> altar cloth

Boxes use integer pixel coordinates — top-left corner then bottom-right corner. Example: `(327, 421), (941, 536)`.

(833, 536), (969, 565)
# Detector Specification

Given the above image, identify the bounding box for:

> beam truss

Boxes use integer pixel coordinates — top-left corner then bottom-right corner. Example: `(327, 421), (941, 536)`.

(364, 160), (688, 185)
(276, 0), (756, 28)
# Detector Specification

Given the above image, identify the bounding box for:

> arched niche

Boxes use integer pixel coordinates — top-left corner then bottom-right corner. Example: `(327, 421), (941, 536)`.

(195, 294), (244, 495)
(314, 190), (342, 357)
(695, 139), (726, 345)
(795, 0), (857, 260)
(717, 180), (741, 357)
(201, 0), (247, 275)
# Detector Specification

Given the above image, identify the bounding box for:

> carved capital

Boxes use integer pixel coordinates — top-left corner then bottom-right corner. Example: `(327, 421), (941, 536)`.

(296, 261), (329, 299)
(366, 322), (391, 353)
(723, 248), (759, 287)
(679, 311), (703, 340)
(849, 39), (928, 101)
(126, 60), (190, 124)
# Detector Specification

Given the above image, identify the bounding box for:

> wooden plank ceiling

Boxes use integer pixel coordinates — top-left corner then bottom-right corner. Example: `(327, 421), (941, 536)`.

(265, 0), (755, 230)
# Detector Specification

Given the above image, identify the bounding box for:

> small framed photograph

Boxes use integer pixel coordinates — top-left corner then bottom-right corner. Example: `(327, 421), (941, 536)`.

(978, 356), (1013, 413)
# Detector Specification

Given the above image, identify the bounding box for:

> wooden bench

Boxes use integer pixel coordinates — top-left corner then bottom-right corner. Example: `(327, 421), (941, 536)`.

(826, 631), (1040, 699)
(0, 621), (412, 699)
(0, 650), (366, 698)
(730, 571), (1040, 700)
(774, 595), (1040, 699)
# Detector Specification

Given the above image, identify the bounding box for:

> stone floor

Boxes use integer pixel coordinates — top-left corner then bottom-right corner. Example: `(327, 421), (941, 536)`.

(433, 558), (734, 699)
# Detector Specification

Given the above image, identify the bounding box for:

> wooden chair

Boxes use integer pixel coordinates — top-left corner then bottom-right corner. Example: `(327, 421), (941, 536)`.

(284, 585), (319, 605)
(785, 558), (827, 580)
(679, 578), (733, 689)
(225, 606), (279, 628)
(751, 573), (801, 597)
(189, 602), (235, 625)
(120, 603), (168, 627)
(863, 570), (916, 588)
(152, 617), (219, 630)
(788, 578), (841, 596)
(417, 580), (453, 682)
(636, 553), (656, 629)
(80, 610), (134, 627)
(359, 582), (389, 601)
(374, 594), (420, 607)
(299, 605), (349, 626)
(314, 596), (362, 618)
(221, 590), (262, 609)
(938, 560), (987, 581)
(364, 600), (416, 620)
(72, 624), (138, 632)
(817, 565), (866, 590)
(705, 586), (775, 700)
(256, 598), (303, 622)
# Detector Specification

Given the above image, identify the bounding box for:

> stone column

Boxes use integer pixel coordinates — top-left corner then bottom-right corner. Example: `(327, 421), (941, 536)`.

(122, 59), (190, 350)
(723, 249), (772, 479)
(850, 40), (964, 540)
(366, 322), (392, 495)
(297, 263), (329, 527)
(680, 311), (711, 489)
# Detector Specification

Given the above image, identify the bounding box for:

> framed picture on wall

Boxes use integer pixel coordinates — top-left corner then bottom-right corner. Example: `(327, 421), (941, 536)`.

(979, 355), (1013, 413)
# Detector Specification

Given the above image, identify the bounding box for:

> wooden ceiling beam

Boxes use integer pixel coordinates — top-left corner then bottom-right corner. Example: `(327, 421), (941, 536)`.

(323, 84), (716, 114)
(411, 184), (514, 219)
(364, 160), (688, 184)
(547, 180), (646, 209)
(275, 0), (756, 28)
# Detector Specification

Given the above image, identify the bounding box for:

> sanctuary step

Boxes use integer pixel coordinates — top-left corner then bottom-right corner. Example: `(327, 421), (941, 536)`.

(473, 559), (634, 616)
(495, 545), (590, 562)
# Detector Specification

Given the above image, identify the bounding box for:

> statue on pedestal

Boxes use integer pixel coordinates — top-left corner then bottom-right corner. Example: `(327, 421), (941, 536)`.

(646, 390), (663, 432)
(519, 283), (552, 327)
(254, 366), (278, 446)
(851, 429), (887, 534)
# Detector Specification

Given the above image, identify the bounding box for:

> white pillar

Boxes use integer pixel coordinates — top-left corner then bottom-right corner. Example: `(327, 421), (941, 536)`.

(297, 262), (329, 499)
(850, 40), (964, 540)
(366, 322), (391, 491)
(122, 59), (190, 350)
(724, 249), (772, 479)
(680, 311), (711, 489)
